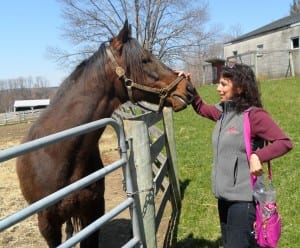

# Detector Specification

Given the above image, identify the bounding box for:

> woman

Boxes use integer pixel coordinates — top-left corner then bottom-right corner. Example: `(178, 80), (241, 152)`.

(179, 63), (293, 247)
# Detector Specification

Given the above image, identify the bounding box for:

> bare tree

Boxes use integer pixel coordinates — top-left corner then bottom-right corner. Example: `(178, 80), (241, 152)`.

(50, 0), (215, 69)
(290, 0), (300, 15)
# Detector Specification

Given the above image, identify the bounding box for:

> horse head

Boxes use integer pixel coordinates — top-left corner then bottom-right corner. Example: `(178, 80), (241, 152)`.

(107, 20), (194, 112)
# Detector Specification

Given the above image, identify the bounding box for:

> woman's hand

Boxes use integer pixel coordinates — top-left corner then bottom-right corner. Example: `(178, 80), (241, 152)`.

(249, 154), (263, 176)
(174, 70), (199, 98)
(174, 70), (191, 80)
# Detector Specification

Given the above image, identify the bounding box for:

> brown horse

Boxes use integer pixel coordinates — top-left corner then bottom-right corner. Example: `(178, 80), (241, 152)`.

(16, 21), (194, 248)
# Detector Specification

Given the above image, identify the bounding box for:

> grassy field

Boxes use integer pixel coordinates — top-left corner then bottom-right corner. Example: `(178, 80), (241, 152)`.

(172, 77), (300, 247)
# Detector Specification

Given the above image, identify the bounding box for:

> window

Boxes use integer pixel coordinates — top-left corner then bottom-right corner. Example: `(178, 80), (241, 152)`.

(256, 44), (264, 57)
(257, 44), (264, 50)
(291, 37), (299, 49)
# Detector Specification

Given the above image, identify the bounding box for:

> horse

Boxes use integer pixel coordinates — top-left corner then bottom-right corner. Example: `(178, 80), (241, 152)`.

(16, 20), (194, 248)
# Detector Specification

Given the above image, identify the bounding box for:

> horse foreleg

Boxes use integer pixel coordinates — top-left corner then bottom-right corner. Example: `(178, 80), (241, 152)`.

(65, 219), (74, 240)
(80, 195), (105, 248)
(38, 211), (62, 248)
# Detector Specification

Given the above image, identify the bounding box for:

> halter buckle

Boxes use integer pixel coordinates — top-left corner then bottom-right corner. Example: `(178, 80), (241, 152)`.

(159, 88), (168, 98)
(116, 66), (125, 78)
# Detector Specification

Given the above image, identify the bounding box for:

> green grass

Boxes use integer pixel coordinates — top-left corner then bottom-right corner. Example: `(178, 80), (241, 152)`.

(172, 77), (300, 247)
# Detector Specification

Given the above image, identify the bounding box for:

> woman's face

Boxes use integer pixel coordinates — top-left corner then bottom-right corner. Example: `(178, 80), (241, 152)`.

(217, 76), (235, 102)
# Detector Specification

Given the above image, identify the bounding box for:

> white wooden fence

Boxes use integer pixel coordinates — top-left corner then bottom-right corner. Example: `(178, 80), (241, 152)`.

(0, 110), (43, 125)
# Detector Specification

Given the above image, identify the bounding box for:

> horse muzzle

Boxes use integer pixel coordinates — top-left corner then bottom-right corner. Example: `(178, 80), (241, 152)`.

(170, 85), (194, 112)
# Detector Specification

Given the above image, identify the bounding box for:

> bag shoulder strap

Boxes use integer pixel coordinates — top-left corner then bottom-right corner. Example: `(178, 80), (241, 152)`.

(244, 110), (256, 187)
(244, 110), (251, 161)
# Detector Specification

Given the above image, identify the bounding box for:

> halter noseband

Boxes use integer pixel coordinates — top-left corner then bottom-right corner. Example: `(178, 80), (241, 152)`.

(106, 46), (185, 112)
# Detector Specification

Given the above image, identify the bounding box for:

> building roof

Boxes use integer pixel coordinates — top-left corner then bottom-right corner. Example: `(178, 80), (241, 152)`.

(226, 13), (300, 44)
(205, 58), (225, 64)
(14, 99), (50, 108)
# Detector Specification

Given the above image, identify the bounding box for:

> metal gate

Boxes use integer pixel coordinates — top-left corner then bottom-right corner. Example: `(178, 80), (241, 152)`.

(0, 118), (142, 248)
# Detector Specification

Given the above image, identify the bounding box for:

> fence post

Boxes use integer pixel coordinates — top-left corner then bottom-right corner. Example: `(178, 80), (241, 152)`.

(289, 50), (295, 77)
(124, 120), (157, 248)
(162, 107), (181, 209)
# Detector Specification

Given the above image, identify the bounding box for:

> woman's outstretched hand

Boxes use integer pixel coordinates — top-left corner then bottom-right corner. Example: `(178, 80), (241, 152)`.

(174, 70), (197, 97)
(174, 69), (196, 88)
(174, 70), (191, 80)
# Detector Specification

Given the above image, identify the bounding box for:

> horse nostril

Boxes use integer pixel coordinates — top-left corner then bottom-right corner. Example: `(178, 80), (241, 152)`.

(188, 93), (194, 103)
(183, 85), (194, 103)
(186, 84), (194, 93)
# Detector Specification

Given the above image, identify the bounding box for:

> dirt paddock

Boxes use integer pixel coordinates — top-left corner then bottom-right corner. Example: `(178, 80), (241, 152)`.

(0, 122), (169, 247)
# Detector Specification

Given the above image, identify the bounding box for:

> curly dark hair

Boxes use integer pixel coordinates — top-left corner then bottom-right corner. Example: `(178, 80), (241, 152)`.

(221, 63), (262, 113)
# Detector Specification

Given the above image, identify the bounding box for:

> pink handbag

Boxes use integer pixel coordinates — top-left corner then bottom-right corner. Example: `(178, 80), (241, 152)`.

(244, 110), (281, 248)
(254, 202), (281, 248)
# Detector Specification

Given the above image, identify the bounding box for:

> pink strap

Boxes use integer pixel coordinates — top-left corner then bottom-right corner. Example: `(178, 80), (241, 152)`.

(244, 111), (251, 161)
(244, 110), (256, 187)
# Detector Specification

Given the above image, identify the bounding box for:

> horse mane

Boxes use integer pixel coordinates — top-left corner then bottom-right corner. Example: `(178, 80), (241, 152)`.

(122, 38), (172, 84)
(51, 43), (109, 103)
(52, 36), (154, 105)
(121, 38), (147, 84)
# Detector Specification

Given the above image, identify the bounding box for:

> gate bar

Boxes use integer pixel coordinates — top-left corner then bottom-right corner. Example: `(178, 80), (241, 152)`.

(0, 118), (122, 162)
(57, 198), (134, 248)
(0, 158), (126, 231)
(0, 118), (143, 247)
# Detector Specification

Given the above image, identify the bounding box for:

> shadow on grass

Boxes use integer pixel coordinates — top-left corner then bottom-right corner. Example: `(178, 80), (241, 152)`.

(173, 233), (222, 248)
(164, 179), (222, 248)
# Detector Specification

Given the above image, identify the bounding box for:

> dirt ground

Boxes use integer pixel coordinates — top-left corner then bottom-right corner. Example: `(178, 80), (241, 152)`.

(0, 122), (169, 247)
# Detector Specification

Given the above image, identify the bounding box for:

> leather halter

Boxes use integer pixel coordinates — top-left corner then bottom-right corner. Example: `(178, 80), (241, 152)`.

(106, 46), (185, 112)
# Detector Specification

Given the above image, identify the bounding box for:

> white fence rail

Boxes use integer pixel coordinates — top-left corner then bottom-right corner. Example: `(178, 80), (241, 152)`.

(0, 110), (43, 125)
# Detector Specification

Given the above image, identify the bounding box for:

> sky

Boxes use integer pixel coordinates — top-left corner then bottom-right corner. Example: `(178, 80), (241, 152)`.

(0, 1), (292, 87)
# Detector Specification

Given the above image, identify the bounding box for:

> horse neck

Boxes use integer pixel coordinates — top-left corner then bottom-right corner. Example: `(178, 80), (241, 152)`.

(56, 75), (126, 122)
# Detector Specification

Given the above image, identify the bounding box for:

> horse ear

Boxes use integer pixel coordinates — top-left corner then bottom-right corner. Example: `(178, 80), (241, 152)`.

(111, 19), (131, 53)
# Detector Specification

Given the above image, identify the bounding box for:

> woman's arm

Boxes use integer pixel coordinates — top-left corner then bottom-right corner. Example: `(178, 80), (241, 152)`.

(174, 70), (222, 121)
(192, 90), (222, 121)
(250, 108), (293, 162)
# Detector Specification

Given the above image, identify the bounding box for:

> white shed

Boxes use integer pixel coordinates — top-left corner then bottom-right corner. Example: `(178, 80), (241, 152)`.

(14, 99), (50, 112)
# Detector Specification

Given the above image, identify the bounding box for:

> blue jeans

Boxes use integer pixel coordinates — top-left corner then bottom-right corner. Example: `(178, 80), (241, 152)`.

(218, 200), (257, 248)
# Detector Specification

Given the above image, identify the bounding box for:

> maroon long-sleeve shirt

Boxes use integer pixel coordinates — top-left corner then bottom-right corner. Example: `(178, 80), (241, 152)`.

(192, 92), (293, 163)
